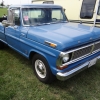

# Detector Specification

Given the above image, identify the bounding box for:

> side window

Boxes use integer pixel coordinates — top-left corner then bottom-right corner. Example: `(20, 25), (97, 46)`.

(13, 9), (20, 25)
(80, 0), (96, 19)
(52, 10), (63, 20)
(29, 10), (44, 18)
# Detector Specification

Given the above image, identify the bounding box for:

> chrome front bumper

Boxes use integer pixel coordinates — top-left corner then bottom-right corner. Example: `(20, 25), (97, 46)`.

(56, 56), (100, 81)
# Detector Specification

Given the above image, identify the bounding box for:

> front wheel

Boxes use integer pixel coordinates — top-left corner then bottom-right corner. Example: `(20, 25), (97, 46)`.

(32, 54), (55, 84)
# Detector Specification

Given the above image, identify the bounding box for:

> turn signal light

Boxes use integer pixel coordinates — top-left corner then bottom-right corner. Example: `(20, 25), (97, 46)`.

(45, 41), (57, 48)
(57, 65), (68, 70)
(50, 43), (57, 48)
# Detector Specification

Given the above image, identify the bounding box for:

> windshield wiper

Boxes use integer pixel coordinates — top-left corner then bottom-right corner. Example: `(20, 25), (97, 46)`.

(30, 22), (51, 26)
(30, 23), (43, 26)
(42, 23), (51, 25)
(50, 20), (67, 24)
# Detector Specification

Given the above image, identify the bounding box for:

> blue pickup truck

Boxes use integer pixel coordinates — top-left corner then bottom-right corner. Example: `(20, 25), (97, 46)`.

(0, 4), (100, 83)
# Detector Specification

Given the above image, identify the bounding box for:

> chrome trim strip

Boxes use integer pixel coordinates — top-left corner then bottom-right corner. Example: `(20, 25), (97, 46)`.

(63, 43), (94, 54)
(91, 43), (95, 53)
(56, 62), (89, 81)
(92, 48), (100, 54)
(61, 53), (90, 67)
(56, 56), (100, 81)
(61, 49), (100, 67)
(94, 41), (100, 44)
(58, 41), (100, 67)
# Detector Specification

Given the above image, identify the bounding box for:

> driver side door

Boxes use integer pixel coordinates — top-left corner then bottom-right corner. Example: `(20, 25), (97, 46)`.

(5, 8), (22, 51)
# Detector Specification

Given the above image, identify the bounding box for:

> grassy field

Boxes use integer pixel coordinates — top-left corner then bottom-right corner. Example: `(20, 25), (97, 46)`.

(0, 47), (100, 100)
(0, 8), (100, 100)
(0, 8), (7, 17)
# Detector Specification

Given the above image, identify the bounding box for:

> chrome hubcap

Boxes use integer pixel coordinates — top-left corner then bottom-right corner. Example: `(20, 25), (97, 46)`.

(35, 60), (46, 78)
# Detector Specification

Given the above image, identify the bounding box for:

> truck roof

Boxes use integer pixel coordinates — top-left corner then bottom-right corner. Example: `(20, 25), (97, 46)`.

(9, 4), (62, 8)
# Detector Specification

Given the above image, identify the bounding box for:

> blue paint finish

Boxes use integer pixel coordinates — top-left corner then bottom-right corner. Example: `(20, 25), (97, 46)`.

(27, 22), (100, 51)
(0, 23), (6, 42)
(19, 36), (60, 72)
(5, 26), (21, 51)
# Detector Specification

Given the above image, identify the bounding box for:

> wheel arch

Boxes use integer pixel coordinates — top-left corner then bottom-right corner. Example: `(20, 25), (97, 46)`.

(29, 50), (50, 64)
(29, 49), (58, 75)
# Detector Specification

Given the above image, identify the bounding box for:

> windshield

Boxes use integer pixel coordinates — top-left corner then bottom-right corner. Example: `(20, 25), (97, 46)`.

(22, 8), (67, 25)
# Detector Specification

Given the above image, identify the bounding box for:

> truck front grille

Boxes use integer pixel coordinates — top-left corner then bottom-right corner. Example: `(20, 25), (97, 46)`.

(71, 45), (93, 60)
(93, 42), (100, 51)
(70, 41), (100, 60)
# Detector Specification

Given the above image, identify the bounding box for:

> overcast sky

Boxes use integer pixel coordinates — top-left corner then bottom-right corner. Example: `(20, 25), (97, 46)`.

(0, 0), (32, 5)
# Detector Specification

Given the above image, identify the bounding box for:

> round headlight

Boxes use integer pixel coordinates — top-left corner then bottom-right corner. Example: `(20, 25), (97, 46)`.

(62, 54), (69, 63)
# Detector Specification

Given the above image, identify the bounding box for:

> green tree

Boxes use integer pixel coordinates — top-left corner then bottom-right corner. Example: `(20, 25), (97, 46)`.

(0, 0), (4, 6)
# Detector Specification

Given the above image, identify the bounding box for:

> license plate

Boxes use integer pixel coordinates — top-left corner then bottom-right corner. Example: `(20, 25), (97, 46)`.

(88, 58), (97, 68)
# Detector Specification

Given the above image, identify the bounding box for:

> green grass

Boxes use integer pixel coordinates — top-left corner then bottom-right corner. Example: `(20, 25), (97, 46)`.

(0, 8), (7, 17)
(0, 47), (100, 100)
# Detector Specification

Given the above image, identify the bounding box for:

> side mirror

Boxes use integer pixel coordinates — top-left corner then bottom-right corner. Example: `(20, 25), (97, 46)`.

(2, 20), (14, 27)
(2, 20), (8, 27)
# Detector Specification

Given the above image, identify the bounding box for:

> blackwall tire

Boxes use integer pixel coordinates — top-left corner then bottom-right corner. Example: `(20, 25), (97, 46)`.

(32, 54), (55, 84)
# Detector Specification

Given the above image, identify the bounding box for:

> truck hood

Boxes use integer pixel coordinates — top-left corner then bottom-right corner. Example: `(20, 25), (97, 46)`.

(27, 22), (100, 51)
